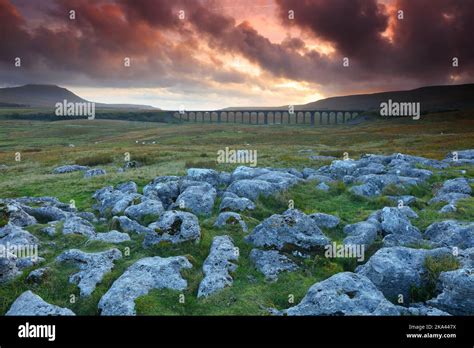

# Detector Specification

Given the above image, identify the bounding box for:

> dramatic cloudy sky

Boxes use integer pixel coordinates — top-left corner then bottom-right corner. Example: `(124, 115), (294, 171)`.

(0, 0), (473, 109)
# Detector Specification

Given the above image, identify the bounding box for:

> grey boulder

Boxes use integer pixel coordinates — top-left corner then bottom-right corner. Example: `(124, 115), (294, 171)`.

(424, 220), (474, 249)
(198, 236), (239, 298)
(6, 291), (75, 316)
(245, 209), (330, 250)
(214, 212), (248, 233)
(111, 215), (153, 235)
(116, 181), (138, 194)
(22, 205), (68, 223)
(356, 246), (451, 301)
(427, 268), (474, 315)
(227, 179), (278, 201)
(1, 203), (37, 227)
(429, 177), (472, 206)
(62, 216), (96, 237)
(250, 249), (297, 281)
(84, 168), (106, 178)
(124, 198), (164, 224)
(26, 267), (50, 284)
(219, 192), (255, 212)
(145, 210), (200, 246)
(186, 168), (219, 186)
(286, 272), (399, 316)
(315, 182), (330, 191)
(98, 256), (192, 315)
(0, 252), (20, 283)
(91, 230), (131, 243)
(349, 182), (381, 197)
(343, 221), (379, 247)
(143, 178), (179, 209)
(56, 248), (122, 297)
(53, 165), (88, 174)
(175, 183), (216, 216)
(231, 166), (271, 181)
(309, 213), (340, 229)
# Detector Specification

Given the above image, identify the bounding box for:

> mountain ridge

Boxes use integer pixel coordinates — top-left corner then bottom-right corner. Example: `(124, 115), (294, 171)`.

(0, 84), (157, 110)
(222, 83), (474, 112)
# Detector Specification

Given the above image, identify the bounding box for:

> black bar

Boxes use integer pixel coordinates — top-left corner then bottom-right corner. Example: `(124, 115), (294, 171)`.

(0, 316), (472, 346)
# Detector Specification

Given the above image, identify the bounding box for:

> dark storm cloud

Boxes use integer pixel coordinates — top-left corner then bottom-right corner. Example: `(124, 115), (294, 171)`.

(0, 0), (473, 95)
(275, 0), (474, 85)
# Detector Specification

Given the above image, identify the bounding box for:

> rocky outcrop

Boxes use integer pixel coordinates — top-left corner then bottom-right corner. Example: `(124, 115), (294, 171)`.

(309, 213), (340, 229)
(6, 291), (75, 316)
(0, 251), (20, 283)
(56, 248), (122, 297)
(26, 267), (50, 284)
(219, 192), (256, 212)
(175, 183), (216, 216)
(22, 206), (68, 223)
(250, 249), (297, 281)
(143, 176), (179, 209)
(427, 268), (474, 315)
(246, 209), (330, 250)
(90, 230), (131, 243)
(62, 216), (96, 237)
(424, 220), (474, 249)
(445, 149), (474, 166)
(397, 303), (451, 316)
(186, 168), (219, 187)
(429, 177), (472, 207)
(53, 165), (89, 174)
(315, 182), (330, 191)
(343, 221), (379, 247)
(1, 203), (37, 227)
(84, 168), (106, 178)
(0, 224), (40, 282)
(227, 179), (278, 201)
(214, 212), (248, 232)
(356, 246), (452, 301)
(144, 210), (200, 246)
(198, 236), (239, 298)
(124, 198), (164, 224)
(92, 186), (140, 217)
(286, 272), (399, 316)
(114, 181), (137, 194)
(111, 215), (153, 235)
(98, 256), (192, 315)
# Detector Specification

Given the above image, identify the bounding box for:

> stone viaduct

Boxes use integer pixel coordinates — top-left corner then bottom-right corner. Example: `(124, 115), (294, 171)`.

(170, 109), (362, 126)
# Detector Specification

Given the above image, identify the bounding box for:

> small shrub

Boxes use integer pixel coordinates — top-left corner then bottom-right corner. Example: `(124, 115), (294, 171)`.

(22, 148), (42, 153)
(130, 154), (156, 165)
(185, 160), (217, 169)
(382, 184), (405, 196)
(76, 154), (113, 166)
(0, 207), (8, 227)
(410, 255), (460, 302)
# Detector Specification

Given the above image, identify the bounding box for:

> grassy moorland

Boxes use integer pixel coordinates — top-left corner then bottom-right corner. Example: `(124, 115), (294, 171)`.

(0, 110), (473, 315)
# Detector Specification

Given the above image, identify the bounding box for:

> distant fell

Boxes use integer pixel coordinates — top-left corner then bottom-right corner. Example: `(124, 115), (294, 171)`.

(0, 84), (156, 110)
(297, 84), (474, 112)
(223, 84), (474, 112)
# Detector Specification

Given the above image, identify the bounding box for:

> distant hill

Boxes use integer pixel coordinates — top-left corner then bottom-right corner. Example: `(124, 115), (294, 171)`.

(223, 84), (474, 112)
(0, 84), (157, 110)
(297, 84), (474, 112)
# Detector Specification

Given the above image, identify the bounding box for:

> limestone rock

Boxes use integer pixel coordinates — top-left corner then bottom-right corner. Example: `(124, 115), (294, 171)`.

(198, 236), (239, 298)
(250, 249), (297, 281)
(245, 209), (330, 250)
(6, 291), (75, 316)
(98, 256), (192, 315)
(286, 272), (399, 316)
(56, 248), (122, 297)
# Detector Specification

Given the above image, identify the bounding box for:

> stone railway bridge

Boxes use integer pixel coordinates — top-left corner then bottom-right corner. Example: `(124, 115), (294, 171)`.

(170, 109), (363, 126)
